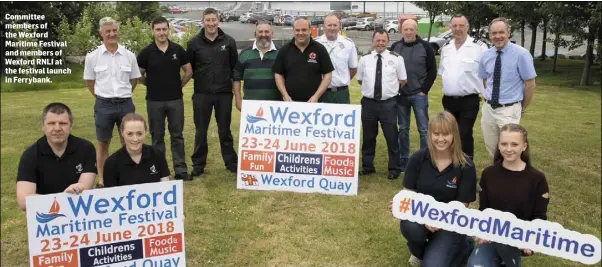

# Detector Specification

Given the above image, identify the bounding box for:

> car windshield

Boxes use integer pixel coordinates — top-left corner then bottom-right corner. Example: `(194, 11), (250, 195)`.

(437, 30), (452, 38)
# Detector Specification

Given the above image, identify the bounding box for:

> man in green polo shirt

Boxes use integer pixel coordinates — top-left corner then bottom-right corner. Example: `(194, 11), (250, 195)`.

(233, 21), (281, 111)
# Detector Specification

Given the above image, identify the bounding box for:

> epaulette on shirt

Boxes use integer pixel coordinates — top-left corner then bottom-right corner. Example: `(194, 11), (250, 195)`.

(473, 38), (487, 47)
(389, 51), (400, 57)
(444, 39), (452, 47)
(343, 36), (355, 44)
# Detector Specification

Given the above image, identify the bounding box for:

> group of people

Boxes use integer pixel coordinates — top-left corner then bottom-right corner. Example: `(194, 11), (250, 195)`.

(15, 9), (550, 267)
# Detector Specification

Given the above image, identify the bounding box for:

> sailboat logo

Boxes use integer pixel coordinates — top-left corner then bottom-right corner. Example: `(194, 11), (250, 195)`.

(36, 198), (66, 223)
(246, 106), (267, 123)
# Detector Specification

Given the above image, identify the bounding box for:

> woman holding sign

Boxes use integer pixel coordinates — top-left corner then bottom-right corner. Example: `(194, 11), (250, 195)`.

(399, 111), (477, 266)
(467, 124), (550, 267)
(103, 113), (171, 187)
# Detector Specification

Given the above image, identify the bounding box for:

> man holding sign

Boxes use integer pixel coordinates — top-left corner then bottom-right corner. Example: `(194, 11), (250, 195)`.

(16, 103), (96, 211)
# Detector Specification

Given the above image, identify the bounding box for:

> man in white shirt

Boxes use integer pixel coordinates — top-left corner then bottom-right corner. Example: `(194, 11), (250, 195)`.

(438, 14), (488, 160)
(356, 29), (407, 180)
(83, 17), (141, 187)
(315, 14), (358, 104)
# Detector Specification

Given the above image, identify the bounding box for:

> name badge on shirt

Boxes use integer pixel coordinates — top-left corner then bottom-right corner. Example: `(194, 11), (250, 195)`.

(308, 52), (318, 64)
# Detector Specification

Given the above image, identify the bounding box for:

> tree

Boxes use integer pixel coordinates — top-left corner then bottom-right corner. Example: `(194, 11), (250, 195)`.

(116, 2), (161, 24)
(568, 2), (602, 86)
(541, 2), (575, 72)
(119, 16), (153, 55)
(444, 2), (498, 40)
(412, 2), (448, 41)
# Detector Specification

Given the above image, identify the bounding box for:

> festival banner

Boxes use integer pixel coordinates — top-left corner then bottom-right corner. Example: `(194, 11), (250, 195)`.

(237, 100), (361, 196)
(25, 180), (185, 267)
(391, 190), (602, 265)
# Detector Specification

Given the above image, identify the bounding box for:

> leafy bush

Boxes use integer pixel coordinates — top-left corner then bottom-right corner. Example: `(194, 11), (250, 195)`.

(119, 16), (153, 54)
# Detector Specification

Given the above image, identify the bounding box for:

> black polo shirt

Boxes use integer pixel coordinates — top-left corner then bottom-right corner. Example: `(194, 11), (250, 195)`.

(17, 135), (97, 195)
(137, 40), (189, 101)
(103, 144), (170, 187)
(402, 148), (477, 204)
(272, 38), (334, 101)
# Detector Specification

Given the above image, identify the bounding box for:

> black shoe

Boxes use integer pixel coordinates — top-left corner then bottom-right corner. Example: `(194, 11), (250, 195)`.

(175, 172), (192, 181)
(190, 169), (204, 177)
(359, 169), (375, 176)
(387, 173), (399, 180)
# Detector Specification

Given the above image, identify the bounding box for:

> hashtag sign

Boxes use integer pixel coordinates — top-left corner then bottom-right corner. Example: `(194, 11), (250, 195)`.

(399, 198), (411, 213)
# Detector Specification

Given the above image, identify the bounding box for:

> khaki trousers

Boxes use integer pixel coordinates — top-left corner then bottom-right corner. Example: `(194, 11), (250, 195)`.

(480, 102), (522, 156)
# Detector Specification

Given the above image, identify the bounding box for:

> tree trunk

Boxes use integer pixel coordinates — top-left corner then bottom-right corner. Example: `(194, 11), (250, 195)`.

(427, 15), (434, 42)
(540, 19), (548, 60)
(580, 33), (594, 86)
(529, 21), (537, 57)
(520, 20), (525, 47)
(552, 25), (560, 73)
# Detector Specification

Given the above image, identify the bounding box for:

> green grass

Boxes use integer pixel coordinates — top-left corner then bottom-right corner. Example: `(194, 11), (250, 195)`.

(1, 59), (601, 266)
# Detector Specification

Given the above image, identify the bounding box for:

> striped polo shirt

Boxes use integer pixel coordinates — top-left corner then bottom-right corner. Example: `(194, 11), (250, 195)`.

(233, 41), (281, 100)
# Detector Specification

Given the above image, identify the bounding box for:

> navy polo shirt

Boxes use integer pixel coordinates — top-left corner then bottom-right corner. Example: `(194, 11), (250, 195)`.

(103, 144), (170, 187)
(17, 135), (97, 194)
(137, 40), (189, 101)
(272, 38), (334, 101)
(402, 148), (477, 204)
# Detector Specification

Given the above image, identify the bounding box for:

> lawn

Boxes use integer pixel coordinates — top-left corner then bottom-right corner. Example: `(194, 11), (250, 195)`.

(1, 59), (600, 266)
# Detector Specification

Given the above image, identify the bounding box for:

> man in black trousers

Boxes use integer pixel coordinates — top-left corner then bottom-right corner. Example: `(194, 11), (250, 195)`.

(356, 30), (407, 180)
(138, 17), (193, 181)
(187, 8), (239, 176)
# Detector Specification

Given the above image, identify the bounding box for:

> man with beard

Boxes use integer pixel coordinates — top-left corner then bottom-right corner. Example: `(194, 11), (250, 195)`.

(479, 17), (536, 157)
(314, 14), (358, 104)
(187, 8), (239, 176)
(391, 18), (437, 171)
(84, 17), (141, 187)
(272, 17), (334, 102)
(137, 17), (193, 181)
(233, 21), (280, 111)
(438, 14), (488, 160)
(16, 103), (97, 211)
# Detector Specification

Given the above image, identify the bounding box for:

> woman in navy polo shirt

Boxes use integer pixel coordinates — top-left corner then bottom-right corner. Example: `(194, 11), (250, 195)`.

(103, 113), (170, 187)
(467, 124), (549, 267)
(400, 111), (477, 266)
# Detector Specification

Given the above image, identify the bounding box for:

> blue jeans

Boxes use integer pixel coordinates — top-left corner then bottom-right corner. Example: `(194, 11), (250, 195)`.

(467, 243), (522, 267)
(400, 220), (474, 267)
(397, 94), (429, 165)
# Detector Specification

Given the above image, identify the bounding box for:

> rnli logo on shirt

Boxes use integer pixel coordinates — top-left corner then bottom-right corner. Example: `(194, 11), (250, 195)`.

(388, 60), (394, 66)
(75, 163), (83, 174)
(339, 43), (345, 49)
(150, 164), (157, 174)
(446, 177), (457, 189)
(221, 45), (227, 51)
(308, 52), (317, 63)
(172, 54), (177, 60)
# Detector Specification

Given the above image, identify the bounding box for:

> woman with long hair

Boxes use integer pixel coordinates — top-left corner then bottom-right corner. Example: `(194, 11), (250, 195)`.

(103, 113), (171, 187)
(399, 111), (477, 266)
(467, 123), (550, 267)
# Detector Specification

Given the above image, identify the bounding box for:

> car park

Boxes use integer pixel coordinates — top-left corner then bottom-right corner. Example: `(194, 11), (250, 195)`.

(348, 17), (374, 31)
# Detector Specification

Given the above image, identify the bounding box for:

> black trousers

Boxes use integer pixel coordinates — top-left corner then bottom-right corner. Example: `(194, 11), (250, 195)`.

(147, 99), (187, 174)
(361, 97), (401, 175)
(191, 92), (238, 171)
(442, 94), (480, 159)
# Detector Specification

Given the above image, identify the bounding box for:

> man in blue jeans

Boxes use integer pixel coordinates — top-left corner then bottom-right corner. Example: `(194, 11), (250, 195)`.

(391, 19), (437, 170)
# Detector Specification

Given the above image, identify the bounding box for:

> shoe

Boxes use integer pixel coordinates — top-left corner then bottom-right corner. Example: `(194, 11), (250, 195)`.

(190, 169), (204, 177)
(359, 169), (375, 176)
(175, 172), (193, 181)
(408, 255), (422, 265)
(387, 173), (399, 180)
(227, 167), (237, 173)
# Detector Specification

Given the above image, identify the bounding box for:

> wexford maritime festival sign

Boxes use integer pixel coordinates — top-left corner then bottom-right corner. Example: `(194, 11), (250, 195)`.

(392, 190), (602, 265)
(26, 181), (185, 267)
(237, 100), (362, 196)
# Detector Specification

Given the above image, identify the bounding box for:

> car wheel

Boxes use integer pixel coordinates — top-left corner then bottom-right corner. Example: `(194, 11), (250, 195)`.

(365, 25), (369, 31)
(388, 29), (395, 33)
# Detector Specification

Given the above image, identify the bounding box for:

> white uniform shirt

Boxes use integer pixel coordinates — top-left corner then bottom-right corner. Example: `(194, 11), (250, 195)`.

(357, 50), (407, 100)
(315, 34), (358, 88)
(438, 37), (488, 96)
(83, 44), (141, 98)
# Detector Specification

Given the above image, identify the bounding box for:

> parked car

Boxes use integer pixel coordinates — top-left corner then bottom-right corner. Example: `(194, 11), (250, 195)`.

(249, 13), (274, 24)
(239, 12), (253, 23)
(273, 14), (294, 26)
(341, 17), (357, 28)
(169, 8), (187, 14)
(427, 29), (452, 54)
(348, 17), (374, 31)
(220, 13), (239, 22)
(385, 19), (399, 33)
(311, 17), (324, 25)
(369, 18), (387, 31)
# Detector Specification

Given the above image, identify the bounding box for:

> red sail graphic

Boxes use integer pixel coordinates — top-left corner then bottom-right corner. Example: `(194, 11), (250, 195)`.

(256, 107), (264, 117)
(49, 199), (60, 214)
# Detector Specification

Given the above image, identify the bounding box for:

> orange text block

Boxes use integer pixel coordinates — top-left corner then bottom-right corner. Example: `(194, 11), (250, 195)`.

(240, 150), (275, 172)
(322, 155), (355, 177)
(144, 233), (183, 257)
(33, 249), (78, 267)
